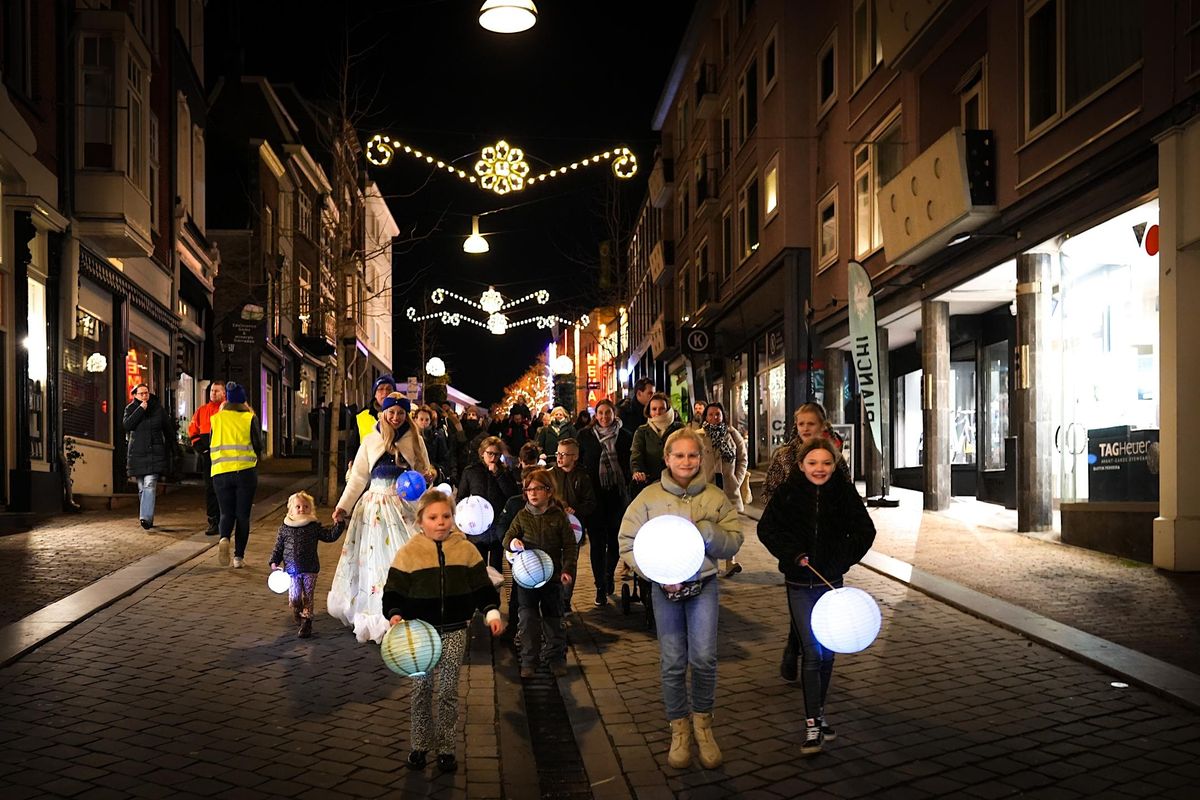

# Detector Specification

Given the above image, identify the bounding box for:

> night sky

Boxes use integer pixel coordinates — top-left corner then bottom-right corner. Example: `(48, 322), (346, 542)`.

(207, 0), (696, 403)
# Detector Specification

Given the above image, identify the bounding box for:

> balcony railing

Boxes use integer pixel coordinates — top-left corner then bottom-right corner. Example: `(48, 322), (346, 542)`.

(649, 154), (674, 209)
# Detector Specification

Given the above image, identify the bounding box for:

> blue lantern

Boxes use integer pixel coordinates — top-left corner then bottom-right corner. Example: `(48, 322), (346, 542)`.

(810, 587), (882, 654)
(511, 548), (554, 589)
(381, 619), (443, 677)
(397, 470), (427, 501)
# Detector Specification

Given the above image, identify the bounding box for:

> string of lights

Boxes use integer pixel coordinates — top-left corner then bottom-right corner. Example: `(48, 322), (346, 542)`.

(406, 285), (588, 336)
(365, 135), (637, 195)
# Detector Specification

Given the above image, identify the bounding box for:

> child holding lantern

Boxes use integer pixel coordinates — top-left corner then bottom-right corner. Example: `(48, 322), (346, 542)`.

(503, 469), (577, 679)
(268, 492), (344, 638)
(382, 489), (504, 774)
(757, 438), (876, 756)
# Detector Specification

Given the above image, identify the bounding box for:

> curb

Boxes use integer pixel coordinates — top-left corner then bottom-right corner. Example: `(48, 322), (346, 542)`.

(740, 504), (1200, 713)
(0, 474), (319, 668)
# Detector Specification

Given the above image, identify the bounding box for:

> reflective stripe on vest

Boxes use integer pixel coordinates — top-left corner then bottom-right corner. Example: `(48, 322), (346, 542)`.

(356, 408), (377, 444)
(210, 410), (257, 476)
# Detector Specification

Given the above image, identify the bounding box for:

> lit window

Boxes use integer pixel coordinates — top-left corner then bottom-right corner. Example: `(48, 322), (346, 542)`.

(853, 109), (902, 258)
(817, 185), (838, 269)
(764, 153), (779, 219)
(852, 0), (882, 89)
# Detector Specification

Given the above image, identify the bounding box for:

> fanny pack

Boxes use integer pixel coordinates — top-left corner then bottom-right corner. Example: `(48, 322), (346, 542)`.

(663, 576), (710, 602)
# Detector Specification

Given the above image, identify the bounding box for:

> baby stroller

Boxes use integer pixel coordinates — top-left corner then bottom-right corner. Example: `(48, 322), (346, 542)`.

(620, 574), (655, 630)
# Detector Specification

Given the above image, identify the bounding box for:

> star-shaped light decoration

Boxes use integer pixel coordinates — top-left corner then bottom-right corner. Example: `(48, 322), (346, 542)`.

(475, 140), (530, 195)
(408, 286), (587, 336)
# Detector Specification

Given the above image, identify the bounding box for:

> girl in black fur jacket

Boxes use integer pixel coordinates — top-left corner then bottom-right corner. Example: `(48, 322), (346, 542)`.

(757, 438), (875, 757)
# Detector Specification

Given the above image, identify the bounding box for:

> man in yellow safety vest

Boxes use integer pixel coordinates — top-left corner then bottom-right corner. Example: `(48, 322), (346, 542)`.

(346, 374), (396, 469)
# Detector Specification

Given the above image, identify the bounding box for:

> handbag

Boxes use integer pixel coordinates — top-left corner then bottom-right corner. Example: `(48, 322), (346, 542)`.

(739, 476), (753, 505)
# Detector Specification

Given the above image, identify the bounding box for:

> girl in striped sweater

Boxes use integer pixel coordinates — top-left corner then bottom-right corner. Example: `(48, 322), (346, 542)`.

(382, 490), (505, 774)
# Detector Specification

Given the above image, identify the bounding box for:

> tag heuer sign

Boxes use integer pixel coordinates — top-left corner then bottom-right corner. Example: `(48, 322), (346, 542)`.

(684, 328), (711, 354)
(241, 303), (265, 321)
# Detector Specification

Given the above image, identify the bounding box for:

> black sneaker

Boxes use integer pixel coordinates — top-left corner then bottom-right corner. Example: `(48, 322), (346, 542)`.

(801, 719), (824, 756)
(406, 750), (428, 770)
(437, 753), (458, 773)
(139, 519), (151, 530)
(204, 524), (219, 536)
(818, 716), (837, 741)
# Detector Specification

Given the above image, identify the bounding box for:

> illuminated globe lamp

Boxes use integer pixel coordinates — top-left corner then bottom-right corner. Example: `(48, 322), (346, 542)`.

(487, 313), (508, 335)
(512, 548), (555, 589)
(480, 286), (505, 314)
(434, 482), (453, 498)
(552, 355), (574, 376)
(810, 586), (882, 654)
(567, 513), (584, 544)
(381, 618), (443, 678)
(478, 0), (538, 34)
(632, 515), (706, 585)
(397, 470), (428, 502)
(267, 569), (291, 594)
(425, 357), (446, 378)
(455, 495), (495, 537)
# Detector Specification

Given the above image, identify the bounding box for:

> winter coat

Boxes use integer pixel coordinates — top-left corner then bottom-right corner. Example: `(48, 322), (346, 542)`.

(618, 470), (743, 583)
(763, 435), (853, 505)
(382, 531), (501, 633)
(699, 425), (749, 512)
(535, 421), (577, 458)
(422, 427), (454, 483)
(618, 397), (648, 434)
(756, 468), (875, 587)
(547, 466), (597, 524)
(123, 396), (174, 477)
(457, 462), (520, 543)
(269, 516), (344, 574)
(186, 400), (223, 456)
(577, 424), (634, 492)
(503, 504), (578, 580)
(630, 419), (685, 481)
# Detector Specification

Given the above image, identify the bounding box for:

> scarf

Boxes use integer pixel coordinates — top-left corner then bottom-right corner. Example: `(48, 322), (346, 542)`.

(595, 419), (626, 490)
(647, 407), (676, 438)
(704, 421), (735, 462)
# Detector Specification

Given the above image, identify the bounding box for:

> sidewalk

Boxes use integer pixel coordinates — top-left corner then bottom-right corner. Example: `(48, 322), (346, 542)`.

(0, 458), (318, 657)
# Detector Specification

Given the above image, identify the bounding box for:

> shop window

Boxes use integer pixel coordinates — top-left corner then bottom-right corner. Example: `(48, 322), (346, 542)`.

(817, 29), (837, 118)
(894, 369), (922, 468)
(950, 360), (977, 465)
(853, 109), (902, 259)
(1025, 0), (1143, 137)
(63, 309), (112, 444)
(817, 185), (838, 270)
(852, 0), (882, 90)
(982, 341), (1009, 470)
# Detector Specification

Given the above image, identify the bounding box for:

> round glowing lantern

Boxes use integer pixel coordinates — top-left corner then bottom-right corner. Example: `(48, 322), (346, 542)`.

(455, 495), (495, 537)
(434, 482), (453, 497)
(567, 512), (584, 544)
(511, 548), (554, 589)
(632, 514), (705, 585)
(267, 569), (291, 594)
(396, 470), (427, 501)
(810, 587), (882, 654)
(381, 618), (443, 677)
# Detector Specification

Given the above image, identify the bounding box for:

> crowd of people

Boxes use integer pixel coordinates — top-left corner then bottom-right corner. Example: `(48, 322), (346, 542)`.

(148, 373), (874, 773)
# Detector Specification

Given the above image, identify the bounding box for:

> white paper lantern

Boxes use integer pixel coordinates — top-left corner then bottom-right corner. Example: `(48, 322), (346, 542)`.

(267, 570), (291, 594)
(567, 512), (584, 543)
(381, 619), (443, 677)
(810, 587), (882, 654)
(632, 514), (705, 585)
(512, 548), (554, 589)
(434, 482), (453, 498)
(455, 495), (495, 537)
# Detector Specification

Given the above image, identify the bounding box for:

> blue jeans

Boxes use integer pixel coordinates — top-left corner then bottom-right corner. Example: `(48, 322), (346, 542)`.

(136, 474), (159, 523)
(651, 579), (719, 720)
(213, 467), (258, 558)
(786, 584), (835, 720)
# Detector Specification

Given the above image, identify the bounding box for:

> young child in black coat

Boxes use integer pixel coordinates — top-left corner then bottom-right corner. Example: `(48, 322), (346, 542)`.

(269, 491), (344, 638)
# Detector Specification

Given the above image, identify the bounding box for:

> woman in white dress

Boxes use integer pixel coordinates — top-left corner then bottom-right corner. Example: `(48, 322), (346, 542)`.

(329, 394), (435, 642)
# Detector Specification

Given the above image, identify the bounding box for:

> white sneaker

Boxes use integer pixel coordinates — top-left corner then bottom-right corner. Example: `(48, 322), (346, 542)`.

(232, 557), (244, 569)
(218, 538), (230, 566)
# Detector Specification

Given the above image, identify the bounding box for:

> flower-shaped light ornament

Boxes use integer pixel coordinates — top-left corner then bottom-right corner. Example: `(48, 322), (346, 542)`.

(475, 140), (530, 195)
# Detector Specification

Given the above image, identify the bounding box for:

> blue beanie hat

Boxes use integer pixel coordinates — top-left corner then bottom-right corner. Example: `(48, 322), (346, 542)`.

(381, 395), (410, 413)
(373, 374), (397, 394)
(225, 382), (247, 405)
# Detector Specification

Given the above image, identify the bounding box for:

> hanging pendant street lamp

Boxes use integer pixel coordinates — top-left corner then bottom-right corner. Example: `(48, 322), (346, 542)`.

(463, 215), (489, 254)
(479, 0), (537, 34)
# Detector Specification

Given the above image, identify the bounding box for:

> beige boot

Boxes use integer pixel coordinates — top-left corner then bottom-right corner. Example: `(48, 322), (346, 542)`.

(692, 712), (723, 768)
(667, 717), (692, 768)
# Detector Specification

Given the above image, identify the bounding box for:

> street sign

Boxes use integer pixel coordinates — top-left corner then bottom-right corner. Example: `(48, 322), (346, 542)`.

(684, 328), (711, 354)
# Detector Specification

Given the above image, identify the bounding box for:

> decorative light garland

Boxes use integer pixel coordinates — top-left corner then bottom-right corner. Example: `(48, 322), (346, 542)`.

(365, 135), (637, 195)
(406, 286), (588, 335)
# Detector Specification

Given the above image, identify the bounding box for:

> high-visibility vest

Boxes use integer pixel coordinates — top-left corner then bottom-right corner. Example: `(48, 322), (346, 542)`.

(210, 410), (258, 476)
(356, 407), (378, 444)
